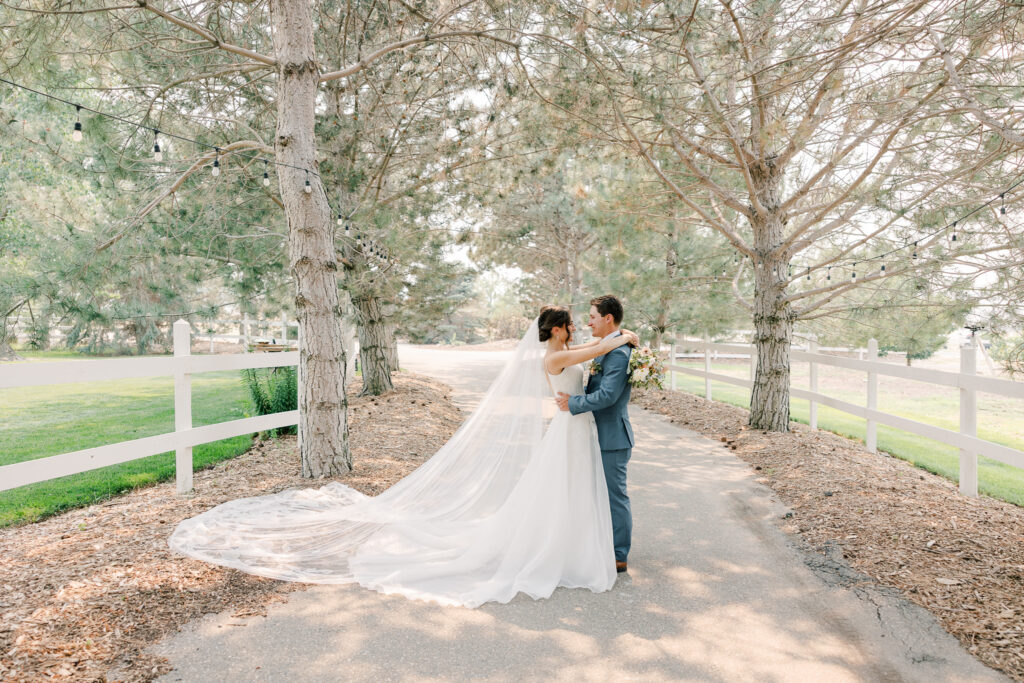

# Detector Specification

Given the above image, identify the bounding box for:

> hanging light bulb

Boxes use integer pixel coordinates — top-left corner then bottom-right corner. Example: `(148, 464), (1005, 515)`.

(851, 263), (857, 281)
(344, 224), (351, 238)
(263, 160), (270, 187)
(826, 266), (831, 281)
(211, 148), (221, 177)
(304, 170), (312, 194)
(912, 242), (918, 260)
(1001, 193), (1006, 215)
(880, 263), (886, 275)
(951, 220), (957, 242)
(153, 129), (162, 162)
(337, 213), (343, 226)
(806, 268), (811, 281)
(72, 105), (83, 142)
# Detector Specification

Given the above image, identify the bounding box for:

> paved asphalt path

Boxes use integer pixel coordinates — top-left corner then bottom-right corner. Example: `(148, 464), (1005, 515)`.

(154, 345), (1005, 682)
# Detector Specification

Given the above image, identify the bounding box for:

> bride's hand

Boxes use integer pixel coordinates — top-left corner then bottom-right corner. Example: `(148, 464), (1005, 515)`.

(600, 331), (639, 352)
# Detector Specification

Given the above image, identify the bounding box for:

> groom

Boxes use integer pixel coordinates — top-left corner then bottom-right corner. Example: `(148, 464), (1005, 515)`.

(555, 295), (634, 573)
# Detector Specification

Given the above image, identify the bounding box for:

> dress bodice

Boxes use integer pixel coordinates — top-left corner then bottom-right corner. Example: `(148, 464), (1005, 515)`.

(548, 363), (586, 396)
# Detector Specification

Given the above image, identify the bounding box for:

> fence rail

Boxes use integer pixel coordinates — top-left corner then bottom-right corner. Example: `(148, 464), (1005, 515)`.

(0, 320), (298, 494)
(11, 315), (299, 352)
(668, 338), (1024, 497)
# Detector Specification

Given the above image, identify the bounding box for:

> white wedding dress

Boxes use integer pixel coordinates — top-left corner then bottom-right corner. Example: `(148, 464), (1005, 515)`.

(170, 321), (617, 608)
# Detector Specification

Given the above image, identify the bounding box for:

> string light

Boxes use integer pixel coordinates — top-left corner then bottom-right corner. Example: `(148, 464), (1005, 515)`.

(826, 266), (831, 281)
(806, 267), (810, 281)
(880, 263), (886, 275)
(783, 173), (1022, 280)
(851, 263), (857, 281)
(4, 76), (411, 278)
(72, 106), (83, 142)
(1, 77), (321, 187)
(344, 224), (351, 238)
(3, 76), (1016, 286)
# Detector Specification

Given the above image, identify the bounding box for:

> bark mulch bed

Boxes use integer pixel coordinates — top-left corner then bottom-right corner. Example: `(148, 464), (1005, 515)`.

(0, 371), (462, 682)
(632, 387), (1024, 682)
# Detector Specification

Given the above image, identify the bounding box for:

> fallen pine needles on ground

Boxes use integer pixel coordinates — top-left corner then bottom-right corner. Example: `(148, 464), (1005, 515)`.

(632, 387), (1024, 682)
(0, 372), (462, 682)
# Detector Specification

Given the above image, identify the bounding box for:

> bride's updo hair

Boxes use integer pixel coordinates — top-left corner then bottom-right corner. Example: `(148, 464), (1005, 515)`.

(538, 306), (572, 343)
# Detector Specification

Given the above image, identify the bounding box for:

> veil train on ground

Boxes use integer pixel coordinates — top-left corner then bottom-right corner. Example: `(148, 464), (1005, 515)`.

(170, 318), (616, 607)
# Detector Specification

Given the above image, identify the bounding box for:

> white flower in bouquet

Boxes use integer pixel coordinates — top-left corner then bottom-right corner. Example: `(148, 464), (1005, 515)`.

(627, 344), (666, 390)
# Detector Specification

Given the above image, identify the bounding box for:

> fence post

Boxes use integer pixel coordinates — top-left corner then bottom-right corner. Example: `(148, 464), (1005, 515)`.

(281, 312), (288, 345)
(173, 319), (193, 494)
(960, 342), (979, 497)
(670, 344), (677, 391)
(866, 338), (878, 453)
(704, 334), (712, 400)
(809, 340), (819, 431)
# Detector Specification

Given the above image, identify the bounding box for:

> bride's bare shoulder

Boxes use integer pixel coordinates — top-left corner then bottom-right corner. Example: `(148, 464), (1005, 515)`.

(543, 352), (566, 376)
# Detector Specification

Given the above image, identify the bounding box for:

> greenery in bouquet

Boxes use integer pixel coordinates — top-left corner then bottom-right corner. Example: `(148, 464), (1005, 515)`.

(628, 346), (666, 390)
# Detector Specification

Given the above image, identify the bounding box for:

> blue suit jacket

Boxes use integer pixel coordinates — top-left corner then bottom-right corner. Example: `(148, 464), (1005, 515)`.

(568, 340), (634, 451)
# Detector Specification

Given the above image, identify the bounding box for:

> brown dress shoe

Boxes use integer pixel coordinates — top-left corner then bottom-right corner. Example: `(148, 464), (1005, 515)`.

(616, 561), (628, 573)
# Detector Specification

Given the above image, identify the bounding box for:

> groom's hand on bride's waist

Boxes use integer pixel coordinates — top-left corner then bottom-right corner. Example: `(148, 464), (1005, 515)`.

(555, 392), (570, 412)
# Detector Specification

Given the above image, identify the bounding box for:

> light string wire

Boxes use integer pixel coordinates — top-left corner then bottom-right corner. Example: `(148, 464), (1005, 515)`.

(739, 171), (1024, 280)
(1, 77), (394, 263)
(0, 76), (316, 176)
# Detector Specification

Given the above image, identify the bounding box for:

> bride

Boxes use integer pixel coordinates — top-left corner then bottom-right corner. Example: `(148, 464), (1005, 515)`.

(169, 305), (638, 608)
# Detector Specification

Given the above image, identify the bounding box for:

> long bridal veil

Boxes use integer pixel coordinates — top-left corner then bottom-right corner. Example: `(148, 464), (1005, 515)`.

(169, 319), (553, 602)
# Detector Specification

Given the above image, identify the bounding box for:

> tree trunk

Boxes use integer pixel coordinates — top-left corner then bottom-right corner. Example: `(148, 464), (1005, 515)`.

(271, 0), (350, 476)
(351, 290), (395, 395)
(569, 250), (583, 312)
(26, 302), (52, 350)
(339, 290), (358, 391)
(0, 318), (22, 360)
(655, 241), (675, 352)
(748, 162), (794, 432)
(0, 334), (20, 361)
(385, 330), (398, 373)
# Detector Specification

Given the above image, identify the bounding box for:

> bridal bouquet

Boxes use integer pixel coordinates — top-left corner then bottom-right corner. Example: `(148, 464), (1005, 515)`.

(628, 345), (666, 390)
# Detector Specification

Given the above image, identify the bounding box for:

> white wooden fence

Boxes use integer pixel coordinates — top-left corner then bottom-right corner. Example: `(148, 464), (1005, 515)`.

(0, 320), (298, 494)
(11, 315), (299, 352)
(668, 338), (1024, 497)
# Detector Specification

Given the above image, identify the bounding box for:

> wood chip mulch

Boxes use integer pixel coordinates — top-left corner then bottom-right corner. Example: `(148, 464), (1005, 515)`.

(632, 387), (1024, 682)
(0, 371), (463, 683)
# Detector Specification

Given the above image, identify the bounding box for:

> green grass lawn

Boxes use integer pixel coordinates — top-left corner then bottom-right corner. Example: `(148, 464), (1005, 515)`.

(0, 355), (255, 526)
(669, 367), (1024, 507)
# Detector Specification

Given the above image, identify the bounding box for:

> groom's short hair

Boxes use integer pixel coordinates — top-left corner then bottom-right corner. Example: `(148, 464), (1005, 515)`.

(591, 295), (623, 324)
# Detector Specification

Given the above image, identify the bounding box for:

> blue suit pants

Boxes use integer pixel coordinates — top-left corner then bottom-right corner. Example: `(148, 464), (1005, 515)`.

(601, 447), (632, 562)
